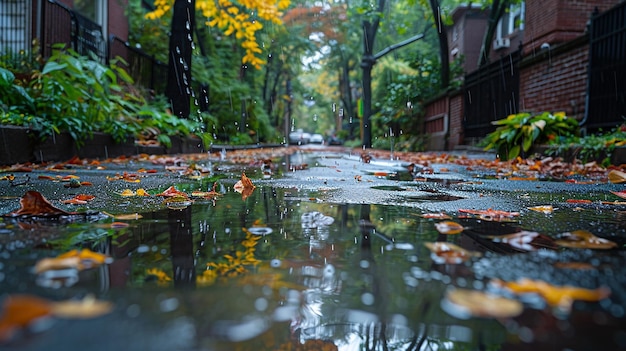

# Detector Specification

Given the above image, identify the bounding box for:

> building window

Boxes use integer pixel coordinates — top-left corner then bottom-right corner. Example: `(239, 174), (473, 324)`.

(496, 2), (524, 40)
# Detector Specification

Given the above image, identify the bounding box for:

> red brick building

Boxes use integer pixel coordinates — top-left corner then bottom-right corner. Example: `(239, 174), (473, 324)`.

(424, 0), (624, 151)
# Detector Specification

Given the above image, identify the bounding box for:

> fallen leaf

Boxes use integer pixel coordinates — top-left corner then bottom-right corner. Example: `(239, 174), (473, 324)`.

(135, 188), (150, 196)
(424, 242), (481, 264)
(443, 288), (523, 319)
(234, 172), (256, 200)
(6, 191), (71, 217)
(162, 195), (193, 210)
(555, 229), (617, 249)
(50, 295), (113, 319)
(610, 190), (626, 200)
(553, 262), (596, 270)
(156, 186), (189, 198)
(422, 212), (451, 219)
(434, 221), (464, 235)
(566, 199), (592, 204)
(528, 205), (554, 214)
(458, 208), (520, 222)
(102, 212), (143, 220)
(61, 198), (88, 205)
(492, 278), (610, 311)
(489, 231), (557, 251)
(118, 189), (136, 197)
(608, 169), (626, 184)
(0, 294), (53, 342)
(34, 248), (110, 274)
(74, 194), (95, 201)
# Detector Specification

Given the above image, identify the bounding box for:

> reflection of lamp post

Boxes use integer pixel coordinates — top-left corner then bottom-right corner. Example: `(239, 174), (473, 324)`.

(168, 207), (196, 287)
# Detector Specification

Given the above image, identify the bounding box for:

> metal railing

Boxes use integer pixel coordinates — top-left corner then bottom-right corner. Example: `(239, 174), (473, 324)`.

(0, 0), (166, 93)
(584, 2), (626, 130)
(463, 51), (521, 139)
(108, 36), (167, 93)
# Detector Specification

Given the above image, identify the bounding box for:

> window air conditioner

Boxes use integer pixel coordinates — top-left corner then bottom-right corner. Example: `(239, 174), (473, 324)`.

(493, 38), (510, 50)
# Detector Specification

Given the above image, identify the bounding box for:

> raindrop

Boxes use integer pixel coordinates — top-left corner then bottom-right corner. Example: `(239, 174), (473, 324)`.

(175, 46), (181, 54)
(271, 259), (282, 267)
(160, 297), (180, 312)
(254, 297), (268, 311)
(185, 21), (190, 30)
(361, 292), (375, 305)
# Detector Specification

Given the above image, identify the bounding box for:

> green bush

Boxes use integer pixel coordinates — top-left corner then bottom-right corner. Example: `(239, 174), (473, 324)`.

(480, 111), (579, 161)
(1, 47), (212, 149)
(546, 124), (626, 165)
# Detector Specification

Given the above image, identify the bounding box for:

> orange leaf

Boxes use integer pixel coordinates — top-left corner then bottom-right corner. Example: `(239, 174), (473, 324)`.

(434, 221), (464, 235)
(156, 186), (188, 198)
(555, 229), (617, 249)
(7, 191), (71, 216)
(566, 199), (592, 204)
(75, 194), (95, 201)
(422, 212), (451, 219)
(233, 172), (256, 200)
(424, 242), (481, 264)
(62, 198), (88, 205)
(443, 288), (523, 319)
(528, 205), (554, 214)
(458, 208), (520, 221)
(0, 295), (53, 342)
(493, 278), (610, 310)
(50, 295), (113, 319)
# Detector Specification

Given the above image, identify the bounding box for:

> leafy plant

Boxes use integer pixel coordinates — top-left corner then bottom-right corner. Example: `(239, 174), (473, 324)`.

(546, 124), (626, 165)
(480, 111), (579, 161)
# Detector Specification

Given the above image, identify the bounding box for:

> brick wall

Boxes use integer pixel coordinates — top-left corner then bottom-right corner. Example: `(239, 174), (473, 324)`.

(447, 92), (464, 150)
(519, 38), (589, 121)
(524, 0), (619, 55)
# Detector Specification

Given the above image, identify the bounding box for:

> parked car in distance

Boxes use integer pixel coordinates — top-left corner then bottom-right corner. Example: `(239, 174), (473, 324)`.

(288, 129), (311, 145)
(309, 134), (324, 144)
(327, 135), (343, 145)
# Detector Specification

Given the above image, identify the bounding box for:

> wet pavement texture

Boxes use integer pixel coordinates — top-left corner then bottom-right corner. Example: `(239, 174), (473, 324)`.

(0, 145), (625, 351)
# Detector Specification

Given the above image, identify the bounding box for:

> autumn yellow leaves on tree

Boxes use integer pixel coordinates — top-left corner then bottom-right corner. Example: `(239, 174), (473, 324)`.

(146, 0), (291, 69)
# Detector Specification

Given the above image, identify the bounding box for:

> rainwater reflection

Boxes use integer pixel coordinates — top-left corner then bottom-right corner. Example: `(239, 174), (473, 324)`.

(0, 180), (625, 350)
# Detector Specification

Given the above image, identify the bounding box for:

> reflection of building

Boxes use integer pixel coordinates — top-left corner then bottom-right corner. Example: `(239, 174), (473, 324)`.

(424, 0), (626, 151)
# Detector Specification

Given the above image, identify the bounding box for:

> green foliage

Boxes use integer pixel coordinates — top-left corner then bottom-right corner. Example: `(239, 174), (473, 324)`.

(480, 111), (579, 160)
(546, 124), (626, 165)
(1, 47), (208, 148)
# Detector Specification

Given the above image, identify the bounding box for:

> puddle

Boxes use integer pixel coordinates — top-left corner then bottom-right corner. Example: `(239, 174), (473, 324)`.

(1, 177), (626, 350)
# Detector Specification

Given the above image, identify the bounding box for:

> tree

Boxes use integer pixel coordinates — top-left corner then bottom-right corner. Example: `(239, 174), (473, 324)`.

(477, 0), (518, 67)
(165, 0), (195, 119)
(144, 0), (291, 120)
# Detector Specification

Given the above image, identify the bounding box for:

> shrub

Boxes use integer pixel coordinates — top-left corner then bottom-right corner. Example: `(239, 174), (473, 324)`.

(480, 111), (579, 161)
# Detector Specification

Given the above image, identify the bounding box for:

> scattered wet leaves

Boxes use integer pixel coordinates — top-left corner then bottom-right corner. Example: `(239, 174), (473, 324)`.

(442, 288), (523, 319)
(555, 229), (617, 249)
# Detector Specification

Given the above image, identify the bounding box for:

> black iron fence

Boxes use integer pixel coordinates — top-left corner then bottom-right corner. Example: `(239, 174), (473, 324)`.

(0, 0), (166, 93)
(584, 2), (626, 130)
(109, 36), (168, 93)
(463, 51), (521, 139)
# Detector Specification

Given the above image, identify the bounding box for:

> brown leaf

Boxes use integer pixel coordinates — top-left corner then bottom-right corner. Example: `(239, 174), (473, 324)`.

(608, 169), (626, 184)
(6, 191), (71, 217)
(234, 172), (256, 200)
(555, 229), (617, 249)
(424, 242), (481, 264)
(610, 190), (626, 200)
(492, 278), (610, 311)
(156, 186), (189, 198)
(434, 221), (464, 235)
(443, 288), (523, 319)
(50, 295), (114, 319)
(35, 249), (110, 274)
(489, 231), (558, 251)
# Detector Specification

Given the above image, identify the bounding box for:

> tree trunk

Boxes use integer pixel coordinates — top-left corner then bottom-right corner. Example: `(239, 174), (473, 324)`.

(429, 0), (449, 89)
(166, 0), (195, 119)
